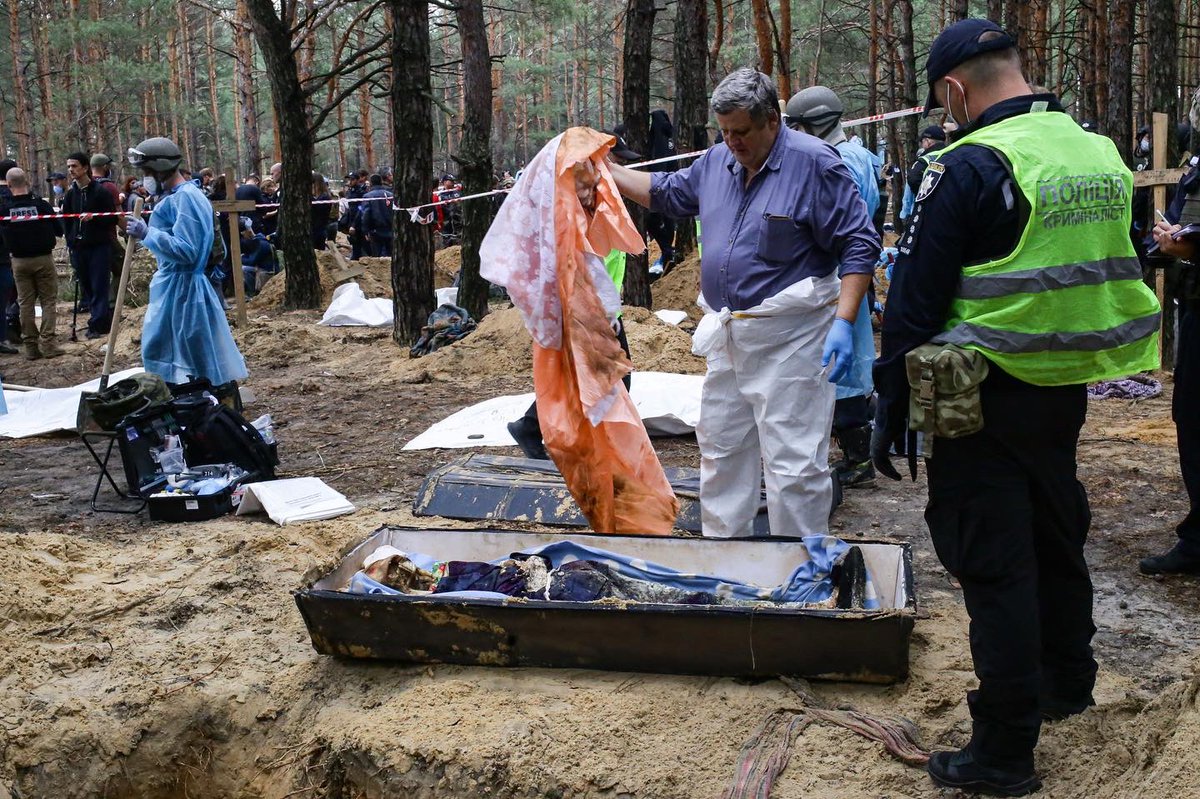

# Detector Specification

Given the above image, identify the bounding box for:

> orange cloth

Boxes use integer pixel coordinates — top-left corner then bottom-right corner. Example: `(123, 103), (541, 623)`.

(533, 127), (679, 534)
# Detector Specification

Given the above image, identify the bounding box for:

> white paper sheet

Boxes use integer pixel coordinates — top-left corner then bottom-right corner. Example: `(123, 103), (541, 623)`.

(401, 371), (703, 450)
(236, 477), (356, 525)
(0, 367), (146, 438)
(318, 281), (394, 327)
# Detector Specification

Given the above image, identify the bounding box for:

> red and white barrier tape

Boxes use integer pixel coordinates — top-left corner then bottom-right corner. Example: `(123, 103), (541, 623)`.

(842, 105), (927, 128)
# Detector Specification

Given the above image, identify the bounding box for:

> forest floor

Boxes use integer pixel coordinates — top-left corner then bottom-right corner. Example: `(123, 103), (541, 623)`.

(2, 251), (1199, 799)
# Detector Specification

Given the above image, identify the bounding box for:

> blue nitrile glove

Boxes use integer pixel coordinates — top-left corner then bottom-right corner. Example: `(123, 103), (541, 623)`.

(822, 317), (854, 383)
(126, 216), (148, 240)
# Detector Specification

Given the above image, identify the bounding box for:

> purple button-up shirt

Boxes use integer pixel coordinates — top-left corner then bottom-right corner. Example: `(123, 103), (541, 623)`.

(650, 125), (879, 312)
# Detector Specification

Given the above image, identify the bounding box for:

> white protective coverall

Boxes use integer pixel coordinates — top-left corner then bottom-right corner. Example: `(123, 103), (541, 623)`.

(691, 274), (839, 537)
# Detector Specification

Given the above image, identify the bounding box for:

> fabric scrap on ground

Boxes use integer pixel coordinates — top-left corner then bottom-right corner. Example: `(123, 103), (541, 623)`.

(410, 304), (478, 357)
(1088, 374), (1162, 400)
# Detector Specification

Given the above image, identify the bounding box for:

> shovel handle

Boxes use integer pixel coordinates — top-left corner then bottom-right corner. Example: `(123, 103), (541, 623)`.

(99, 196), (144, 392)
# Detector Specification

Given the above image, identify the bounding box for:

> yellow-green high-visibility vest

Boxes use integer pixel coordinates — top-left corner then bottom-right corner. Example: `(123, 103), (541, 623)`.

(928, 109), (1161, 386)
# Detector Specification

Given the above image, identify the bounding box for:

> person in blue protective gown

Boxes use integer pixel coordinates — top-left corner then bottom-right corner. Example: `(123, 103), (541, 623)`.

(784, 85), (881, 488)
(123, 137), (248, 386)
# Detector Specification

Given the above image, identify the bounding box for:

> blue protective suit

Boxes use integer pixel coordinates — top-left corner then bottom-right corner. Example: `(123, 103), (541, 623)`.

(141, 180), (248, 386)
(833, 139), (879, 401)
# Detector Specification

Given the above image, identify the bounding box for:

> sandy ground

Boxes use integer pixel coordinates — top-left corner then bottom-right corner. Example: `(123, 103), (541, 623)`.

(2, 253), (1199, 798)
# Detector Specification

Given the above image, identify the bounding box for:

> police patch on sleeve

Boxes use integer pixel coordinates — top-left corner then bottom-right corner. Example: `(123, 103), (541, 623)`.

(914, 161), (945, 203)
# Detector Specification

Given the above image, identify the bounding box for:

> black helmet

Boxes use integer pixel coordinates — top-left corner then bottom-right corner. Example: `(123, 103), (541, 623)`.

(785, 86), (844, 128)
(128, 137), (183, 172)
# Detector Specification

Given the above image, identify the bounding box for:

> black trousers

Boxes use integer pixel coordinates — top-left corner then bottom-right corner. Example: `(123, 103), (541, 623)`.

(925, 375), (1096, 769)
(519, 317), (633, 435)
(1173, 305), (1200, 556)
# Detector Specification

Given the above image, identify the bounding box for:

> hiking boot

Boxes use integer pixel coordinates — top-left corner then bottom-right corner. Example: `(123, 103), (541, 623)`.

(84, 329), (107, 340)
(507, 420), (549, 461)
(21, 342), (42, 360)
(834, 459), (876, 488)
(0, 342), (17, 355)
(1139, 545), (1200, 576)
(927, 749), (1042, 796)
(40, 342), (63, 358)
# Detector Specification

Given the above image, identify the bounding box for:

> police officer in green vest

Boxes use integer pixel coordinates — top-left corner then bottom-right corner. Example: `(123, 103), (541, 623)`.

(871, 19), (1160, 795)
(1141, 86), (1200, 576)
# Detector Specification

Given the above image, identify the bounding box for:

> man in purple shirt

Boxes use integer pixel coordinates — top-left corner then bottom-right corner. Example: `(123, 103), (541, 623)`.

(609, 68), (878, 537)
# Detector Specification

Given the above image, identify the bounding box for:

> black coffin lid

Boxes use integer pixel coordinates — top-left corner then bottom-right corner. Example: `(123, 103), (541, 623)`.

(294, 526), (915, 684)
(410, 454), (849, 533)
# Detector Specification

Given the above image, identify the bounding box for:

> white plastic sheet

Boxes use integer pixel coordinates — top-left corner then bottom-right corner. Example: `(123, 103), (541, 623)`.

(317, 282), (394, 327)
(0, 367), (145, 438)
(653, 309), (688, 326)
(402, 371), (703, 450)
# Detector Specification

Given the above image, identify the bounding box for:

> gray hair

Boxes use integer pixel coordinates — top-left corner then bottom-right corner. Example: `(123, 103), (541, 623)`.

(710, 68), (780, 124)
(5, 167), (27, 188)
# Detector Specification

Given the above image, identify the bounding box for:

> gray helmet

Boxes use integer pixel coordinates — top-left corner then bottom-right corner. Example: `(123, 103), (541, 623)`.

(785, 86), (844, 128)
(127, 137), (183, 172)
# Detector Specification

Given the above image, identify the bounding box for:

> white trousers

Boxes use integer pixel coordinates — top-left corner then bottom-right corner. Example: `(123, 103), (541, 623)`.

(693, 275), (839, 538)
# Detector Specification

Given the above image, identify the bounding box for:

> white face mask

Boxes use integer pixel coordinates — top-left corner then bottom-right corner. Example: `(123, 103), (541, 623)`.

(142, 176), (159, 196)
(944, 78), (971, 128)
(1137, 138), (1151, 155)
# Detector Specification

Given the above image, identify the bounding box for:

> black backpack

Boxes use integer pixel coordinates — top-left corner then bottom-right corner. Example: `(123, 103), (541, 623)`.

(172, 397), (278, 480)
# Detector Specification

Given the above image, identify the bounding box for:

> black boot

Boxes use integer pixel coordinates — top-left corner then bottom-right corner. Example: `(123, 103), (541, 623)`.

(927, 749), (1042, 796)
(833, 424), (876, 488)
(507, 420), (549, 461)
(1139, 544), (1200, 575)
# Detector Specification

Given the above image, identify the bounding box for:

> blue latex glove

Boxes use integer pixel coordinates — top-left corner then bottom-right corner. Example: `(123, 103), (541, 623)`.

(821, 317), (854, 383)
(126, 216), (148, 240)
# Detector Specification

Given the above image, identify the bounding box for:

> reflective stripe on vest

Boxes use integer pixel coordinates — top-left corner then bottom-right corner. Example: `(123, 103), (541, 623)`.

(929, 109), (1161, 386)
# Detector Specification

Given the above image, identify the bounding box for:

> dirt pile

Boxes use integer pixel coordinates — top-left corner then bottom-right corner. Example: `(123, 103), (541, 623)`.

(383, 304), (704, 382)
(251, 247), (458, 312)
(651, 253), (702, 321)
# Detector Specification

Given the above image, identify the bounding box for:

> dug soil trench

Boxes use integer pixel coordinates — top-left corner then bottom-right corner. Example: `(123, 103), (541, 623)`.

(2, 257), (1199, 798)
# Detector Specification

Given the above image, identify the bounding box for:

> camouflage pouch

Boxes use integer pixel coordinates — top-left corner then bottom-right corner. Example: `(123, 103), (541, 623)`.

(904, 343), (989, 457)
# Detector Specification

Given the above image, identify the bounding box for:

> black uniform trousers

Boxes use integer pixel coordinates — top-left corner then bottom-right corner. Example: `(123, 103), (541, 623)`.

(1173, 303), (1200, 556)
(518, 317), (633, 437)
(924, 373), (1096, 769)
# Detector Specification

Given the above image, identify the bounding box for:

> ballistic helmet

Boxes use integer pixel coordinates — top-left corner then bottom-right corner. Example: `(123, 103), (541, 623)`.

(128, 137), (183, 173)
(785, 86), (844, 129)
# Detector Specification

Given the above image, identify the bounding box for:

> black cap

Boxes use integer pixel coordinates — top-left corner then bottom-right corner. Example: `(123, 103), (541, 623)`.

(47, 171), (66, 180)
(0, 159), (17, 176)
(924, 18), (1017, 110)
(608, 133), (642, 163)
(919, 125), (946, 142)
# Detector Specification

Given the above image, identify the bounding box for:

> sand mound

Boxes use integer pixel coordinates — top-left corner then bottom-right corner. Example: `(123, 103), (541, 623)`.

(621, 306), (705, 374)
(251, 249), (457, 311)
(652, 253), (702, 321)
(384, 304), (704, 382)
(1103, 417), (1177, 446)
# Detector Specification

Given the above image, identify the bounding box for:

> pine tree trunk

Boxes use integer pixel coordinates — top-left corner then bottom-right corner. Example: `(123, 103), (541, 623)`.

(621, 0), (656, 309)
(244, 0), (321, 310)
(1104, 0), (1135, 165)
(672, 0), (708, 260)
(8, 0), (34, 171)
(206, 14), (225, 172)
(749, 0), (773, 74)
(237, 0), (262, 176)
(456, 0), (493, 322)
(1148, 0), (1178, 163)
(895, 0), (918, 162)
(33, 9), (54, 187)
(358, 26), (375, 170)
(8, 0), (32, 171)
(389, 0), (436, 346)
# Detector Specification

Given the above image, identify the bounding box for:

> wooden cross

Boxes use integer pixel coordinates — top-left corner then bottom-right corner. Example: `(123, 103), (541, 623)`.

(210, 172), (255, 327)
